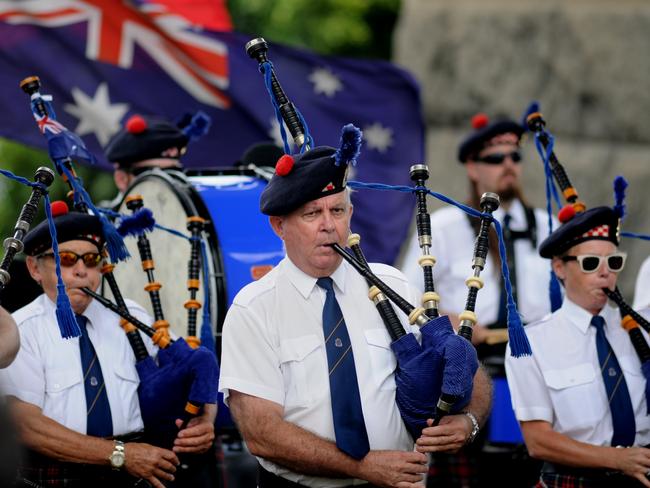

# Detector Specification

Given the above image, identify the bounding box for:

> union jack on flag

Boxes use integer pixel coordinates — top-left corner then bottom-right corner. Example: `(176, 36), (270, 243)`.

(0, 0), (425, 265)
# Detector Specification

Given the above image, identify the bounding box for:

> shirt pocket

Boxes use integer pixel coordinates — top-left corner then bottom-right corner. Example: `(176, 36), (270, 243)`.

(543, 363), (604, 429)
(279, 334), (323, 407)
(44, 367), (83, 424)
(113, 363), (141, 431)
(364, 328), (397, 391)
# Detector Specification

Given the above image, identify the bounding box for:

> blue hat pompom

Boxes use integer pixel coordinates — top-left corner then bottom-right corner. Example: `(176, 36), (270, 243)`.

(181, 111), (212, 142)
(335, 124), (362, 167)
(117, 208), (156, 237)
(613, 175), (628, 221)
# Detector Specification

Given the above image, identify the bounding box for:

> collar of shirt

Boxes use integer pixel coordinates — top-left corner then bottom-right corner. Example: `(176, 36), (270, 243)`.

(559, 296), (619, 335)
(493, 198), (526, 231)
(284, 256), (348, 299)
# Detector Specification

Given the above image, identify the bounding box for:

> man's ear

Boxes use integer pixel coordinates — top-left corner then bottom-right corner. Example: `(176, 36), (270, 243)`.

(269, 216), (284, 239)
(25, 255), (42, 285)
(113, 169), (132, 193)
(552, 257), (566, 281)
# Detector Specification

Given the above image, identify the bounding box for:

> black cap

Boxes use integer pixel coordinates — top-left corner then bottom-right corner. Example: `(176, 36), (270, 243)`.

(239, 142), (285, 168)
(539, 206), (620, 258)
(458, 113), (524, 163)
(23, 201), (105, 256)
(260, 146), (349, 216)
(105, 114), (188, 168)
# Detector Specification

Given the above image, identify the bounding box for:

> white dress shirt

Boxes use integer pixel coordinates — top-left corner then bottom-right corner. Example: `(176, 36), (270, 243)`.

(0, 294), (157, 436)
(505, 298), (650, 447)
(401, 199), (556, 325)
(219, 257), (418, 488)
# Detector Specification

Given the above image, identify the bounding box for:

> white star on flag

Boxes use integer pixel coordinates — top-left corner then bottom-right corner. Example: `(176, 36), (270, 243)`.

(363, 122), (393, 153)
(308, 67), (343, 98)
(64, 83), (129, 147)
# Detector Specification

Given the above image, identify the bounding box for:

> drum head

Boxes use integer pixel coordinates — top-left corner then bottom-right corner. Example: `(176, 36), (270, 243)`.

(109, 169), (223, 340)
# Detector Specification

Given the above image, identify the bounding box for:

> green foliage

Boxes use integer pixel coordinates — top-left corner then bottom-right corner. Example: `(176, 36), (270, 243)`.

(229, 0), (401, 59)
(0, 138), (115, 249)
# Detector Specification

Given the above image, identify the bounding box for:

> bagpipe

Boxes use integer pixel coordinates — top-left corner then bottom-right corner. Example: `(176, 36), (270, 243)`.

(0, 166), (55, 306)
(526, 102), (650, 406)
(18, 76), (219, 449)
(246, 37), (531, 438)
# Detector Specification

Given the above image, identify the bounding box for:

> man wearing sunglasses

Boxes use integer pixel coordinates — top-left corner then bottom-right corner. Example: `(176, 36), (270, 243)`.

(506, 205), (650, 487)
(0, 201), (219, 488)
(401, 113), (555, 486)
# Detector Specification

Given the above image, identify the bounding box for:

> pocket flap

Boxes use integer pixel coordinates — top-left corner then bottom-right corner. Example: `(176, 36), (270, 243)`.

(364, 328), (392, 349)
(45, 367), (82, 393)
(543, 363), (596, 390)
(113, 363), (140, 383)
(279, 335), (322, 363)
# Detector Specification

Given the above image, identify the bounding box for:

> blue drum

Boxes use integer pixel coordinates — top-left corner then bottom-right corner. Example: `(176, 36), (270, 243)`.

(488, 376), (524, 445)
(112, 168), (285, 433)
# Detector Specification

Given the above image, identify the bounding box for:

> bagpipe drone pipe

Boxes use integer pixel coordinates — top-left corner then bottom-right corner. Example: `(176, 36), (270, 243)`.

(246, 36), (532, 438)
(19, 76), (219, 449)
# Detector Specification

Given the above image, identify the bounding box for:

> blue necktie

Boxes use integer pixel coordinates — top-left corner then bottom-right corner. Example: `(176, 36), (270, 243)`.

(77, 314), (113, 437)
(591, 315), (636, 446)
(316, 277), (370, 460)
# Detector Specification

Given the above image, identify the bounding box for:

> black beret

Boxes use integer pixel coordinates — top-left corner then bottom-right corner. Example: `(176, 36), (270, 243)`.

(539, 206), (620, 258)
(260, 146), (349, 216)
(23, 203), (105, 256)
(105, 114), (188, 168)
(458, 115), (524, 163)
(239, 142), (285, 168)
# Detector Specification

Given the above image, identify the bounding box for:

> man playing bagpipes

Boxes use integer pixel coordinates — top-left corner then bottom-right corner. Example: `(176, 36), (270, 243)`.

(0, 203), (215, 488)
(505, 204), (650, 487)
(218, 142), (492, 488)
(0, 306), (19, 369)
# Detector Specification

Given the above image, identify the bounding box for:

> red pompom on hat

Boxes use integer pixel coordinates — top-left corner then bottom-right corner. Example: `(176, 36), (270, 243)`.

(51, 200), (69, 218)
(275, 154), (295, 176)
(558, 204), (576, 224)
(471, 113), (489, 130)
(125, 115), (147, 134)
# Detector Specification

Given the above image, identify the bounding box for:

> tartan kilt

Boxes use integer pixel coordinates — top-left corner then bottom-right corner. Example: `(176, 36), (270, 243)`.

(16, 448), (143, 488)
(537, 471), (645, 488)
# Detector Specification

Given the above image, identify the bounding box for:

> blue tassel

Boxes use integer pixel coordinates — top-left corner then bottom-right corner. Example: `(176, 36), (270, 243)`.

(549, 270), (563, 312)
(335, 124), (363, 167)
(521, 100), (540, 129)
(494, 219), (532, 357)
(44, 194), (80, 339)
(613, 175), (628, 221)
(59, 165), (130, 262)
(55, 283), (80, 339)
(118, 208), (156, 237)
(182, 111), (212, 141)
(642, 361), (650, 414)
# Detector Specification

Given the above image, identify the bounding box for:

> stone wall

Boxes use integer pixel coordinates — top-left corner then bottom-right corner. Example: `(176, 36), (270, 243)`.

(393, 0), (650, 297)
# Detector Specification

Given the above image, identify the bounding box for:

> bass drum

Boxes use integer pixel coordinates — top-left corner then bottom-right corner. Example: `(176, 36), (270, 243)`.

(110, 167), (285, 431)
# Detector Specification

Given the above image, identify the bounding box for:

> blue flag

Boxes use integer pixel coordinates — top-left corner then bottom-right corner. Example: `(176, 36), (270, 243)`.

(0, 0), (424, 264)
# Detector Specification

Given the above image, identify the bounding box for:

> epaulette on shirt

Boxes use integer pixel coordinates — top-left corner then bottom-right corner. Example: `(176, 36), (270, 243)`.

(232, 265), (279, 307)
(12, 298), (47, 327)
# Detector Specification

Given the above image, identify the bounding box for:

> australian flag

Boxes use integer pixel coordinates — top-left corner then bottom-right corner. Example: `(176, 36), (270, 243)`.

(0, 0), (424, 265)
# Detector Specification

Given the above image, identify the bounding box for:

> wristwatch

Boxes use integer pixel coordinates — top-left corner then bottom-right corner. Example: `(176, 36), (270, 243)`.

(463, 411), (480, 444)
(109, 440), (125, 470)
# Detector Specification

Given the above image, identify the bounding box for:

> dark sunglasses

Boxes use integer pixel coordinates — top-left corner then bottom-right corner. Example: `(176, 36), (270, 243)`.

(561, 252), (626, 273)
(476, 151), (522, 165)
(38, 251), (103, 268)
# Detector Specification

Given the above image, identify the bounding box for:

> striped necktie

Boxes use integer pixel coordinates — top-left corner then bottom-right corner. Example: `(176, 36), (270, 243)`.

(591, 315), (636, 446)
(316, 277), (370, 460)
(76, 314), (113, 437)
